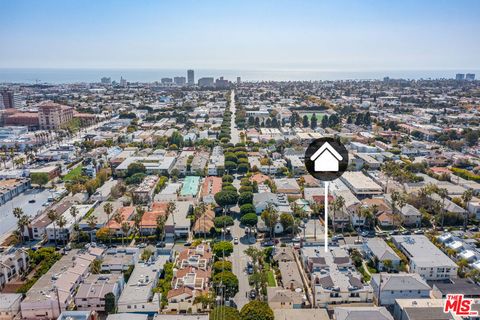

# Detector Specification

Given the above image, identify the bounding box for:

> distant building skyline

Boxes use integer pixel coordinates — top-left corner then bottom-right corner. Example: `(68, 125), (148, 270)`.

(1, 1), (479, 70)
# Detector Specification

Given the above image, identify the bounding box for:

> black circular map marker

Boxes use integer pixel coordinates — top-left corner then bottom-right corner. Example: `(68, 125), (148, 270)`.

(305, 137), (348, 181)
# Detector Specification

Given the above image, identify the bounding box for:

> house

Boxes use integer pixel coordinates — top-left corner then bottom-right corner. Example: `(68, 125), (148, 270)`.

(179, 176), (201, 200)
(132, 175), (159, 204)
(90, 179), (117, 202)
(101, 247), (140, 272)
(334, 307), (393, 320)
(253, 192), (290, 214)
(140, 202), (168, 235)
(392, 235), (458, 280)
(75, 274), (125, 312)
(46, 204), (93, 242)
(267, 287), (304, 309)
(340, 171), (383, 198)
(200, 176), (222, 204)
(192, 208), (215, 236)
(309, 142), (343, 172)
(274, 178), (301, 198)
(21, 248), (104, 320)
(56, 311), (97, 320)
(278, 261), (303, 291)
(273, 247), (296, 263)
(370, 273), (431, 305)
(116, 254), (170, 314)
(393, 298), (463, 320)
(166, 245), (213, 313)
(0, 293), (22, 320)
(106, 206), (135, 236)
(430, 278), (480, 299)
(273, 309), (329, 320)
(363, 238), (402, 271)
(207, 146), (224, 176)
(0, 247), (28, 290)
(165, 201), (193, 238)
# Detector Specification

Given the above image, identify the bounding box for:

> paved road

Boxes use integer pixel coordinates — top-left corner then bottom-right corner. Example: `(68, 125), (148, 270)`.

(231, 218), (254, 309)
(229, 90), (240, 145)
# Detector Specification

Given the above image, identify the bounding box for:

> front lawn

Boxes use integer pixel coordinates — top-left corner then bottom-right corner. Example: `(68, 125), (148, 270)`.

(63, 165), (83, 181)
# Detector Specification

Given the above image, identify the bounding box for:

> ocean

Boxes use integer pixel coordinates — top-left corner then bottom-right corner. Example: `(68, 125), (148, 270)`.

(0, 68), (476, 84)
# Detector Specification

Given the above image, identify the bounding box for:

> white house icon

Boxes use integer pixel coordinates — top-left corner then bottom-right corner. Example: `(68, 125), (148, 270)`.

(310, 142), (343, 172)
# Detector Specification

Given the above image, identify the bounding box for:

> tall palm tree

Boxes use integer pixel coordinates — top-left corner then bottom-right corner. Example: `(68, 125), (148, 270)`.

(69, 206), (79, 242)
(121, 222), (130, 246)
(156, 215), (166, 241)
(47, 209), (59, 246)
(437, 188), (448, 228)
(56, 216), (67, 246)
(13, 207), (24, 220)
(330, 195), (345, 233)
(167, 201), (176, 225)
(103, 203), (114, 245)
(134, 206), (145, 241)
(462, 189), (473, 230)
(261, 203), (278, 240)
(17, 214), (31, 244)
(86, 215), (98, 243)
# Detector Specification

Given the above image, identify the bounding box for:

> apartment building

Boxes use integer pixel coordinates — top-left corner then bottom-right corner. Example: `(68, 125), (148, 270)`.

(0, 247), (28, 290)
(300, 246), (373, 307)
(38, 102), (74, 130)
(370, 273), (431, 305)
(392, 235), (458, 280)
(75, 274), (124, 312)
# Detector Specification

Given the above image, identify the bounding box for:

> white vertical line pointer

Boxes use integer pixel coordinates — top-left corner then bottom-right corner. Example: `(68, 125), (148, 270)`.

(324, 181), (329, 252)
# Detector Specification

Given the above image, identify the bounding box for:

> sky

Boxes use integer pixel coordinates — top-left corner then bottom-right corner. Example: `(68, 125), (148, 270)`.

(1, 0), (479, 71)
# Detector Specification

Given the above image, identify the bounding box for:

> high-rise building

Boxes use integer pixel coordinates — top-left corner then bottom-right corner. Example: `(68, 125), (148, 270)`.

(174, 77), (186, 86)
(38, 101), (74, 130)
(466, 73), (476, 81)
(237, 77), (241, 84)
(455, 73), (465, 80)
(198, 77), (214, 87)
(161, 77), (173, 84)
(120, 77), (127, 87)
(187, 69), (195, 85)
(215, 77), (230, 88)
(0, 89), (25, 109)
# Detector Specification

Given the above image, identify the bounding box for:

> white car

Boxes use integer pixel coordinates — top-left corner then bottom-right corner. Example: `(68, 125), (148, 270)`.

(233, 237), (239, 244)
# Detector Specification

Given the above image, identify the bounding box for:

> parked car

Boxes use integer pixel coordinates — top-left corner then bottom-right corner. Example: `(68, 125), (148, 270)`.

(249, 290), (257, 299)
(261, 240), (274, 247)
(233, 237), (239, 245)
(28, 199), (36, 203)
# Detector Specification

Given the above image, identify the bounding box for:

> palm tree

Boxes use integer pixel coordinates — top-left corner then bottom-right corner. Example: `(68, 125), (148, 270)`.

(166, 201), (176, 224)
(86, 215), (98, 243)
(134, 206), (145, 241)
(121, 222), (130, 246)
(330, 195), (345, 233)
(69, 206), (79, 242)
(261, 203), (278, 240)
(156, 215), (166, 241)
(391, 191), (406, 228)
(193, 291), (215, 311)
(17, 214), (31, 244)
(437, 188), (448, 228)
(13, 207), (24, 220)
(462, 189), (473, 230)
(56, 216), (67, 246)
(47, 209), (59, 246)
(310, 202), (322, 240)
(103, 203), (114, 245)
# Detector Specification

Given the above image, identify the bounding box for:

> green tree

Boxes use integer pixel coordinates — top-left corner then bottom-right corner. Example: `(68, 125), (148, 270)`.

(213, 241), (234, 258)
(104, 292), (116, 314)
(241, 213), (258, 226)
(261, 204), (278, 239)
(210, 306), (240, 320)
(279, 213), (294, 233)
(240, 204), (255, 215)
(47, 209), (59, 246)
(238, 192), (253, 205)
(90, 258), (102, 274)
(30, 172), (49, 187)
(126, 162), (146, 177)
(310, 113), (318, 129)
(213, 271), (239, 298)
(302, 115), (309, 128)
(213, 260), (233, 273)
(240, 301), (274, 320)
(214, 190), (239, 212)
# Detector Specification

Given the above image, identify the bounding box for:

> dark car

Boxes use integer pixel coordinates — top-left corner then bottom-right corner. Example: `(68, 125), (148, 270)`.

(261, 240), (274, 247)
(249, 290), (257, 299)
(247, 265), (254, 274)
(28, 199), (36, 203)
